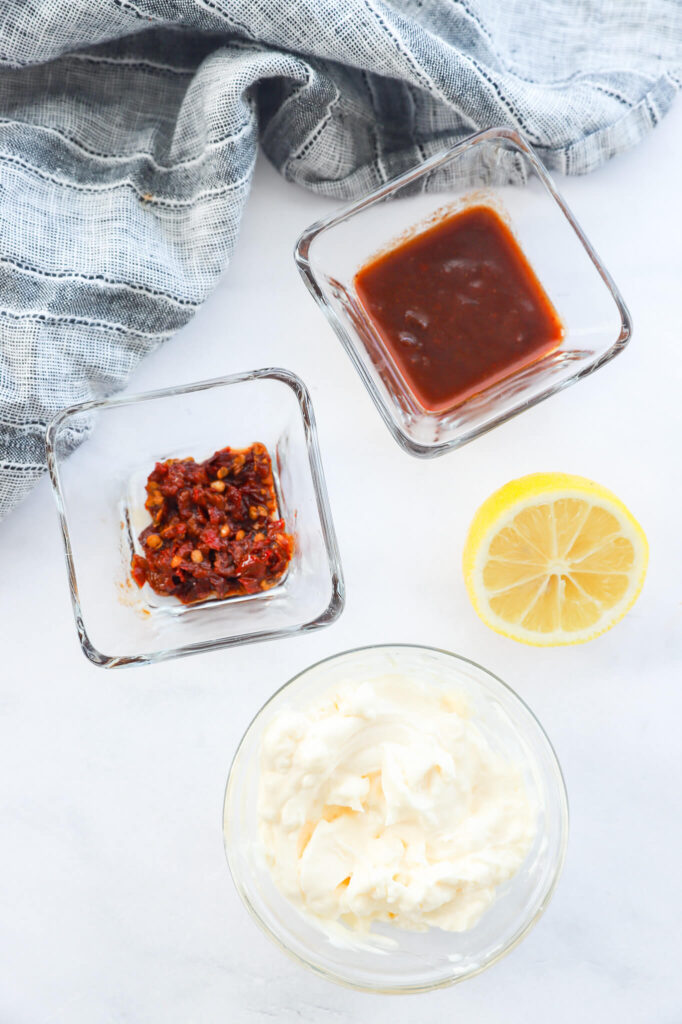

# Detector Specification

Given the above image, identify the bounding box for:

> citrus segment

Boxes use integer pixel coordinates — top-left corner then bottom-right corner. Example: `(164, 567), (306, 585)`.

(463, 473), (648, 646)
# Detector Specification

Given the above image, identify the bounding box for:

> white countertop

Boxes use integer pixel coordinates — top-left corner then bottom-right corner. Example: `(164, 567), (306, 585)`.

(2, 101), (681, 1023)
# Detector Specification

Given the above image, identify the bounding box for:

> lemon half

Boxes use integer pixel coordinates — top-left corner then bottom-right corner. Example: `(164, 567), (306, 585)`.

(463, 473), (648, 646)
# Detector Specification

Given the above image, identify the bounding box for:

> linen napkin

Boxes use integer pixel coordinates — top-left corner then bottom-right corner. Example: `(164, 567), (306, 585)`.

(0, 0), (680, 518)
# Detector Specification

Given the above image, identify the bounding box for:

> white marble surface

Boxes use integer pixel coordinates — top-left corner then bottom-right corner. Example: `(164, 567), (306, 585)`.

(2, 101), (681, 1023)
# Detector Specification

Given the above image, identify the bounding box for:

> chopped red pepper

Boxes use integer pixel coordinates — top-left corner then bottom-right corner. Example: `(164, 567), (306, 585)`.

(130, 443), (294, 604)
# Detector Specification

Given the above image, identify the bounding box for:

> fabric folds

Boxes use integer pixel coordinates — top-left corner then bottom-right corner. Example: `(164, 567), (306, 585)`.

(0, 1), (680, 517)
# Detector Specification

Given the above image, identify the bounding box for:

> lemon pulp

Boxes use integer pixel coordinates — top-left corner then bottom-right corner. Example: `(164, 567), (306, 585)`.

(462, 473), (648, 646)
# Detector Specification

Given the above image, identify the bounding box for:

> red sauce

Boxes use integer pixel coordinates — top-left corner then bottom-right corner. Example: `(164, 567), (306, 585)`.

(354, 205), (563, 412)
(130, 443), (294, 605)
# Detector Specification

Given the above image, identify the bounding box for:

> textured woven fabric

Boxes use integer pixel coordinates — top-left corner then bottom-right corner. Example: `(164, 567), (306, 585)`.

(0, 1), (680, 519)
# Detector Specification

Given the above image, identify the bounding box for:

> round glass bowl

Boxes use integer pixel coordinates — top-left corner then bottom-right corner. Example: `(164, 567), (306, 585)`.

(223, 644), (568, 993)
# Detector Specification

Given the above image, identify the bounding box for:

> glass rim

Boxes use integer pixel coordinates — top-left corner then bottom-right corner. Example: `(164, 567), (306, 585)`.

(294, 125), (632, 458)
(46, 367), (345, 668)
(222, 642), (570, 994)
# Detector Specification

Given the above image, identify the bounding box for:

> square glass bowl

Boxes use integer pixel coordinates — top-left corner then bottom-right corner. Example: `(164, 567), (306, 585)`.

(46, 369), (344, 668)
(295, 126), (631, 456)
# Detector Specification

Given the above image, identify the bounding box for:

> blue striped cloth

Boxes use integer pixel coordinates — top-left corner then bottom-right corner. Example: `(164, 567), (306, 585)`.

(1, 1), (680, 518)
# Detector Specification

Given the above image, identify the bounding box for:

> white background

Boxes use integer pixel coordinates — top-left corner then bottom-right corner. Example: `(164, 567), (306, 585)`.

(1, 100), (681, 1023)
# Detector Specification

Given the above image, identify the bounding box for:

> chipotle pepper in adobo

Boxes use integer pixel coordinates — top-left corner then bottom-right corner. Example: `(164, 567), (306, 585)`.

(130, 443), (294, 604)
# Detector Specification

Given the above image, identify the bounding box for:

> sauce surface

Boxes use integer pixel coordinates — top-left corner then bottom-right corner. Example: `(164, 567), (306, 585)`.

(131, 443), (294, 605)
(354, 205), (563, 412)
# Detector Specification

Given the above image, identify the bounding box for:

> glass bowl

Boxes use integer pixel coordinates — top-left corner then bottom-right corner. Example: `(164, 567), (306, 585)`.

(295, 126), (631, 457)
(223, 644), (569, 993)
(46, 369), (344, 668)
